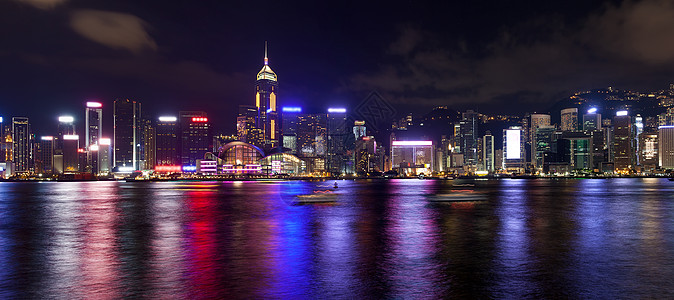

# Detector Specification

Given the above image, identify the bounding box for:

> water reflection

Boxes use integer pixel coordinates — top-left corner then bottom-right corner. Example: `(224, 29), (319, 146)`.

(0, 179), (672, 298)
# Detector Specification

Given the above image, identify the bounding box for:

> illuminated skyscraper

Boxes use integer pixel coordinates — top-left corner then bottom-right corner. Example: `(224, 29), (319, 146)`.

(12, 117), (30, 173)
(114, 98), (142, 170)
(62, 134), (79, 172)
(326, 108), (349, 174)
(482, 132), (495, 172)
(353, 120), (366, 139)
(561, 108), (578, 132)
(156, 116), (179, 166)
(613, 111), (633, 172)
(459, 110), (479, 167)
(179, 111), (210, 167)
(583, 108), (601, 131)
(36, 136), (54, 174)
(529, 113), (550, 166)
(142, 119), (156, 170)
(85, 102), (103, 149)
(255, 42), (280, 150)
(98, 138), (112, 173)
(503, 126), (525, 172)
(659, 126), (674, 169)
(237, 105), (262, 145)
(638, 132), (658, 171)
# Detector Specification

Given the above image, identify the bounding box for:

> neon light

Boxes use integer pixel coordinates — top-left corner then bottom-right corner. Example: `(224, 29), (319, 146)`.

(158, 116), (177, 122)
(328, 108), (347, 113)
(616, 110), (628, 116)
(155, 165), (182, 172)
(86, 102), (102, 108)
(41, 136), (53, 141)
(506, 129), (521, 160)
(99, 138), (111, 145)
(63, 135), (79, 140)
(0, 117), (3, 123)
(391, 140), (433, 146)
(587, 108), (597, 114)
(659, 125), (674, 129)
(77, 148), (86, 153)
(282, 107), (302, 112)
(89, 145), (99, 151)
(191, 117), (208, 122)
(182, 165), (197, 172)
(58, 116), (74, 123)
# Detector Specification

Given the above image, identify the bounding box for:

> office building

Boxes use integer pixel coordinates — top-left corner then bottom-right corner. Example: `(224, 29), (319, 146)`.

(353, 120), (366, 139)
(12, 117), (30, 173)
(255, 43), (280, 150)
(503, 126), (525, 172)
(613, 111), (633, 173)
(482, 132), (495, 172)
(326, 108), (349, 174)
(561, 108), (578, 132)
(156, 116), (179, 166)
(35, 136), (54, 174)
(62, 134), (79, 172)
(391, 140), (434, 176)
(659, 126), (674, 169)
(583, 108), (602, 131)
(638, 132), (658, 171)
(238, 105), (262, 145)
(529, 113), (550, 165)
(179, 111), (210, 167)
(459, 110), (479, 167)
(114, 98), (142, 170)
(142, 119), (156, 170)
(98, 138), (112, 174)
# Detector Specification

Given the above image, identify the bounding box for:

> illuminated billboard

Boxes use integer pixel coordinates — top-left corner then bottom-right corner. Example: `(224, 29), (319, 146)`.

(327, 108), (347, 113)
(86, 102), (102, 108)
(616, 110), (628, 116)
(282, 107), (302, 113)
(58, 116), (74, 123)
(506, 129), (521, 160)
(158, 116), (177, 122)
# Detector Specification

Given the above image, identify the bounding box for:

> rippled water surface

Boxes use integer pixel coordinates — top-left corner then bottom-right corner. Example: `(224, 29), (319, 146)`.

(1, 179), (673, 298)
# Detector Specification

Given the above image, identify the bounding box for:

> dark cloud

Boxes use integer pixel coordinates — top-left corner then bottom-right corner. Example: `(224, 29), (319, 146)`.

(346, 0), (674, 114)
(13, 0), (67, 10)
(69, 9), (157, 54)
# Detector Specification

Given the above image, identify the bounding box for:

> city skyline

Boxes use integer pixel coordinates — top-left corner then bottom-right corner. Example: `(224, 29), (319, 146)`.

(3, 0), (674, 135)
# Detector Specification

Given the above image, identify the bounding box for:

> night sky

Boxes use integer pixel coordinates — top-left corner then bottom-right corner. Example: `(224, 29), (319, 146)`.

(2, 0), (674, 136)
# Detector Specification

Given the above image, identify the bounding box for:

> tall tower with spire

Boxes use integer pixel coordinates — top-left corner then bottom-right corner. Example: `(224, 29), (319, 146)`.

(255, 41), (279, 150)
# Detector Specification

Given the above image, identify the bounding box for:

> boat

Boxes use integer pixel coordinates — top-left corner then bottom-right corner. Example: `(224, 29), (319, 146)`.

(295, 192), (338, 203)
(427, 192), (487, 202)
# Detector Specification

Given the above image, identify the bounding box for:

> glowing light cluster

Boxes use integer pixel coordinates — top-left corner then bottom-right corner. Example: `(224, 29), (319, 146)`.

(192, 117), (208, 122)
(587, 108), (597, 114)
(89, 145), (99, 151)
(328, 108), (347, 113)
(86, 102), (102, 108)
(158, 116), (177, 122)
(41, 136), (54, 141)
(392, 140), (433, 146)
(63, 134), (79, 140)
(59, 116), (74, 123)
(282, 107), (302, 112)
(182, 165), (197, 172)
(616, 110), (628, 116)
(155, 165), (182, 172)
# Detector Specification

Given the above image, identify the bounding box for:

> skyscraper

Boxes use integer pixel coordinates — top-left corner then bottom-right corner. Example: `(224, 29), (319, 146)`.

(503, 126), (524, 172)
(255, 42), (280, 150)
(237, 105), (262, 145)
(613, 110), (633, 173)
(482, 132), (495, 172)
(583, 108), (601, 131)
(114, 98), (142, 170)
(326, 108), (349, 174)
(529, 113), (550, 165)
(561, 108), (578, 132)
(659, 126), (674, 169)
(460, 110), (479, 167)
(85, 102), (103, 149)
(36, 136), (54, 174)
(12, 117), (30, 173)
(179, 111), (210, 167)
(142, 119), (156, 170)
(98, 138), (112, 174)
(156, 116), (179, 166)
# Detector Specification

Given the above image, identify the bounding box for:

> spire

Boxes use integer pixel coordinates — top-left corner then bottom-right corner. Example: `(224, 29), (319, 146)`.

(264, 41), (268, 66)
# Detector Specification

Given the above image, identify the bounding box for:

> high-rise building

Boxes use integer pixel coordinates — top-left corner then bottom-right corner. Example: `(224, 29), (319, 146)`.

(142, 119), (156, 170)
(179, 111), (210, 167)
(534, 125), (556, 169)
(659, 126), (674, 169)
(0, 116), (12, 163)
(36, 136), (54, 174)
(561, 108), (578, 132)
(459, 110), (479, 167)
(353, 120), (366, 139)
(482, 132), (495, 172)
(503, 126), (525, 172)
(98, 138), (112, 174)
(613, 110), (633, 173)
(156, 116), (179, 166)
(638, 132), (658, 171)
(238, 105), (262, 145)
(280, 106), (302, 153)
(583, 108), (602, 131)
(12, 117), (30, 173)
(85, 102), (103, 149)
(255, 42), (280, 150)
(56, 116), (75, 158)
(326, 108), (349, 174)
(62, 134), (79, 172)
(114, 98), (142, 170)
(529, 113), (550, 165)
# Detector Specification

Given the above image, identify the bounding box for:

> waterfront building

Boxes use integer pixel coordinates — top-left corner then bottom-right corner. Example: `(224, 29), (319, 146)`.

(98, 138), (112, 174)
(142, 119), (156, 170)
(503, 126), (525, 172)
(179, 111), (210, 168)
(659, 125), (674, 169)
(459, 110), (479, 168)
(390, 140), (434, 176)
(534, 125), (556, 170)
(638, 132), (658, 172)
(216, 141), (265, 173)
(62, 134), (79, 172)
(326, 108), (349, 174)
(85, 102), (103, 173)
(613, 110), (634, 173)
(114, 98), (142, 170)
(561, 108), (578, 132)
(482, 132), (495, 172)
(255, 43), (280, 150)
(35, 136), (54, 174)
(12, 117), (30, 173)
(56, 115), (75, 158)
(156, 116), (179, 166)
(237, 105), (262, 145)
(529, 113), (551, 165)
(280, 106), (302, 153)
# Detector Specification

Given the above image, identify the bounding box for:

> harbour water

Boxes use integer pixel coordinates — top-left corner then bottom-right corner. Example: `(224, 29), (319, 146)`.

(0, 179), (672, 298)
